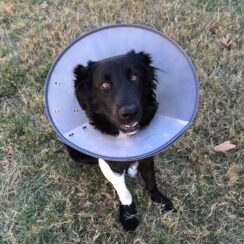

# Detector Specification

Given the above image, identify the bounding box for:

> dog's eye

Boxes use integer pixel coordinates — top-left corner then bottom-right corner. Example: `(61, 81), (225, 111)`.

(100, 81), (112, 90)
(130, 74), (138, 81)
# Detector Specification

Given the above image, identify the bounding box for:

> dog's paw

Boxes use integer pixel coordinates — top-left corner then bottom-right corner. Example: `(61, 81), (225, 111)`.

(121, 215), (139, 232)
(151, 191), (177, 212)
(119, 202), (139, 232)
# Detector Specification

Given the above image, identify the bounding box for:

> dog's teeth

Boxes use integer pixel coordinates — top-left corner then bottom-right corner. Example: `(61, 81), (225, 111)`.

(123, 122), (138, 129)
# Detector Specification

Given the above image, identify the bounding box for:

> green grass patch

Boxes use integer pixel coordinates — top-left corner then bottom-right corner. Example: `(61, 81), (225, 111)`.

(0, 0), (243, 243)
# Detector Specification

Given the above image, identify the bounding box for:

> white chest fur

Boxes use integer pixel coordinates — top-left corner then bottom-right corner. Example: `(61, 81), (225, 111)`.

(127, 161), (138, 177)
(117, 132), (139, 177)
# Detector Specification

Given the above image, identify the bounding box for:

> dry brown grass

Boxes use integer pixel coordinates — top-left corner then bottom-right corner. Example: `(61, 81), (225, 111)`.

(0, 0), (243, 243)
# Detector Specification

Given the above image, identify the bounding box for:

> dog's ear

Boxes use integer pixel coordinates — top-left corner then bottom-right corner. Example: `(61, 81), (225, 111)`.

(137, 51), (153, 65)
(74, 64), (88, 81)
(74, 61), (96, 83)
(129, 51), (157, 84)
(127, 50), (152, 65)
(73, 62), (96, 111)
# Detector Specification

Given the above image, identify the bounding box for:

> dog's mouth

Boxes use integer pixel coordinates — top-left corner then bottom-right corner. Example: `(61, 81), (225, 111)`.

(119, 121), (140, 134)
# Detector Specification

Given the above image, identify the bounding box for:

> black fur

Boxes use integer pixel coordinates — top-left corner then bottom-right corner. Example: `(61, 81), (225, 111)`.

(73, 50), (158, 135)
(119, 202), (139, 232)
(66, 50), (176, 231)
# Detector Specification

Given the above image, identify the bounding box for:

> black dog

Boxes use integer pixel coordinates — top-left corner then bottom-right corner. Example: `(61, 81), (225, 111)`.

(66, 51), (175, 231)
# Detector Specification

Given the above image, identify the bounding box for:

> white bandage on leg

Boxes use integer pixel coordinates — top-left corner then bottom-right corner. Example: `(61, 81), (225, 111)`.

(98, 159), (132, 205)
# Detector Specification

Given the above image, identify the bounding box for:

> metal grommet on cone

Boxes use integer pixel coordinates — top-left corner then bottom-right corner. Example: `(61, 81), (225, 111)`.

(45, 24), (199, 161)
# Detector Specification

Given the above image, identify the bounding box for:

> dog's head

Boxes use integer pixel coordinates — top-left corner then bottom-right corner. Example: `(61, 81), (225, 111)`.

(74, 50), (158, 136)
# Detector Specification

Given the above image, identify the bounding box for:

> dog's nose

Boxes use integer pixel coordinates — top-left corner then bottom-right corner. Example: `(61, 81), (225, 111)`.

(119, 104), (138, 119)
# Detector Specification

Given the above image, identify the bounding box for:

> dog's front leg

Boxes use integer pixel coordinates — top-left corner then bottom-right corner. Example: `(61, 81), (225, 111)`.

(98, 159), (139, 231)
(138, 157), (176, 212)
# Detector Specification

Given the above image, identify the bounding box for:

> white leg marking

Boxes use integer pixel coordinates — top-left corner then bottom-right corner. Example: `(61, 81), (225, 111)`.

(127, 161), (138, 178)
(98, 159), (132, 205)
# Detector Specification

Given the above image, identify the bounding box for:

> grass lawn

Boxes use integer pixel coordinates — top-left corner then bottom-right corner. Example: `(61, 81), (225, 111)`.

(0, 0), (243, 243)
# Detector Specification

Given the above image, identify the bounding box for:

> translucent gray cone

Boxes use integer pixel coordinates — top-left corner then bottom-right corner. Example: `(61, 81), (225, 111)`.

(45, 24), (199, 161)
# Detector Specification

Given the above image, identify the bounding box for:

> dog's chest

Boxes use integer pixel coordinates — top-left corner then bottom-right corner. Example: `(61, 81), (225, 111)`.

(127, 161), (138, 177)
(117, 132), (139, 177)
